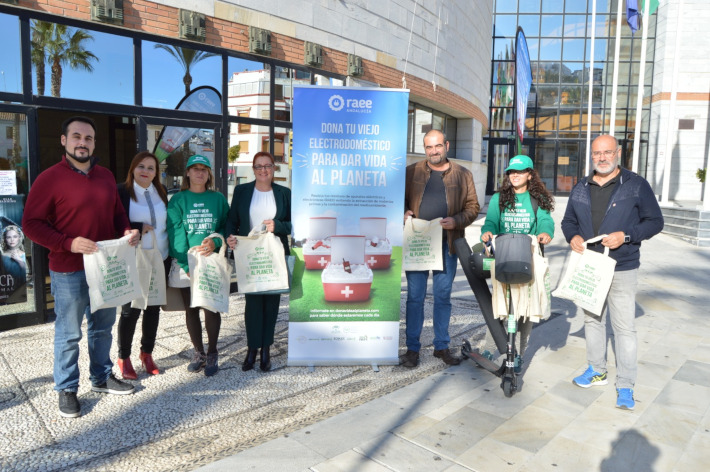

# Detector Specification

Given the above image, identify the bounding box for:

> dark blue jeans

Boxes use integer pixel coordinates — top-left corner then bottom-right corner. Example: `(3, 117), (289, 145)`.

(405, 241), (458, 352)
(51, 270), (116, 391)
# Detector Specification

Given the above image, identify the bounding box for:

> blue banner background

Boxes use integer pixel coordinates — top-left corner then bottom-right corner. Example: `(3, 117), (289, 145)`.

(292, 87), (408, 244)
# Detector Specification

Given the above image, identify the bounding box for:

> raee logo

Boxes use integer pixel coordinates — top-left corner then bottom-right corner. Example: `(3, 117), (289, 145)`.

(327, 94), (373, 114)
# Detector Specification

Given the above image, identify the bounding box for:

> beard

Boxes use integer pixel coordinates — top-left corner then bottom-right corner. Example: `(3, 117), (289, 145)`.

(427, 152), (447, 166)
(66, 147), (92, 164)
(593, 157), (619, 176)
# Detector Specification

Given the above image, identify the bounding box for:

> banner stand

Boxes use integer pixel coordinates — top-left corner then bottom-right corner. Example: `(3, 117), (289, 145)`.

(289, 86), (409, 367)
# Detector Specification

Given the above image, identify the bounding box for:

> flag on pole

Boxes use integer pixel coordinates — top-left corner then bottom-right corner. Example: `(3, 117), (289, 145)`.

(627, 0), (661, 35)
(646, 0), (660, 16)
(627, 0), (640, 34)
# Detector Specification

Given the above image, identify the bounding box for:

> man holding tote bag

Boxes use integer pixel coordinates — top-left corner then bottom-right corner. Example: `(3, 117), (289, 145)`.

(561, 134), (663, 411)
(23, 116), (140, 418)
(401, 130), (479, 368)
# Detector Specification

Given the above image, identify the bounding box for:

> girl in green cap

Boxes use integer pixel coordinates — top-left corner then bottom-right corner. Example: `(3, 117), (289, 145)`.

(479, 154), (555, 364)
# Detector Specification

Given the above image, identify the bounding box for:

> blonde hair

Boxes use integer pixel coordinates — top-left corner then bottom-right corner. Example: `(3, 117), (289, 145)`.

(2, 225), (24, 252)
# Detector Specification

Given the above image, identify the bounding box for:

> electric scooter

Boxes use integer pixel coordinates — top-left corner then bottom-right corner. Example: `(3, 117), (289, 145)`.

(455, 236), (533, 398)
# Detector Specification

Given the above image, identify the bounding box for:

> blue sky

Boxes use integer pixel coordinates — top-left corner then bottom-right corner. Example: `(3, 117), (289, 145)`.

(0, 13), (262, 109)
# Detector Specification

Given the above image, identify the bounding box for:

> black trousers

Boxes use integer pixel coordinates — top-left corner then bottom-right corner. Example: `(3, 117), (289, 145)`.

(244, 293), (281, 349)
(117, 257), (171, 359)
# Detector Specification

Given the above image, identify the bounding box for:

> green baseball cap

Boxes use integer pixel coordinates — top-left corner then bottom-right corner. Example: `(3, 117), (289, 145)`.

(186, 154), (211, 169)
(505, 154), (534, 172)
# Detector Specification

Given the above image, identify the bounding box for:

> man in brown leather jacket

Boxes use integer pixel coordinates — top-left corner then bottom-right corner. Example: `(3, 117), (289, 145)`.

(402, 129), (480, 367)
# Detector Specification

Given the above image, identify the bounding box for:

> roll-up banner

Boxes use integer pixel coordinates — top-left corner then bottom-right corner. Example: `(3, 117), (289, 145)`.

(289, 86), (409, 366)
(515, 27), (533, 152)
(153, 85), (222, 162)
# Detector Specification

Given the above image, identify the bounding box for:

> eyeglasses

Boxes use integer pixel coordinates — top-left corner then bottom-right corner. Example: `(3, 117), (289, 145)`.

(507, 170), (529, 176)
(591, 149), (618, 158)
(254, 164), (274, 171)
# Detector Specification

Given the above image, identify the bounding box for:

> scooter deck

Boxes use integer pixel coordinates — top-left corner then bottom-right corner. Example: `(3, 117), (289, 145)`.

(462, 348), (505, 377)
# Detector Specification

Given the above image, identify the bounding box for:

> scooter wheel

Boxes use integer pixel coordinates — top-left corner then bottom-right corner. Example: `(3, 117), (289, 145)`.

(462, 340), (472, 355)
(502, 378), (515, 398)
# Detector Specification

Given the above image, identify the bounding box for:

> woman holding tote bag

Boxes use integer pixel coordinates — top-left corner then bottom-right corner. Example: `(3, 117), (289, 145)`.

(116, 151), (170, 379)
(167, 155), (229, 377)
(479, 155), (555, 363)
(226, 151), (291, 372)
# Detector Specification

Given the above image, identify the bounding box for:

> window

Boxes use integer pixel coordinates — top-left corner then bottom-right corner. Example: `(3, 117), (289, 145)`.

(228, 57), (270, 119)
(238, 110), (251, 133)
(5, 127), (12, 139)
(143, 40), (221, 110)
(239, 140), (249, 153)
(0, 13), (21, 94)
(30, 20), (133, 103)
(406, 102), (458, 157)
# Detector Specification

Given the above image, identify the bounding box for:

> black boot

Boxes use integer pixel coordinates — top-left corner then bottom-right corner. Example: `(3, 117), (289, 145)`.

(242, 348), (257, 371)
(259, 346), (271, 372)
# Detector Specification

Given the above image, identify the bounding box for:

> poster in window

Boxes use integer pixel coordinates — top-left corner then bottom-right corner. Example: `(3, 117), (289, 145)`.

(0, 195), (27, 305)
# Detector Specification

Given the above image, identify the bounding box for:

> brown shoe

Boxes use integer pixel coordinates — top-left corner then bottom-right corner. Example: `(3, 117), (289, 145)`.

(400, 350), (419, 368)
(434, 348), (461, 366)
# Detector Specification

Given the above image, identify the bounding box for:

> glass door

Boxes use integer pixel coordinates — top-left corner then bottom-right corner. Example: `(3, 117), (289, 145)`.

(0, 106), (41, 330)
(138, 117), (224, 197)
(556, 141), (583, 194)
(486, 138), (516, 194)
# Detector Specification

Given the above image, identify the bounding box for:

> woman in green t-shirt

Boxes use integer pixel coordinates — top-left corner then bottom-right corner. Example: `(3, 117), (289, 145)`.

(167, 155), (229, 377)
(481, 154), (555, 244)
(479, 154), (555, 365)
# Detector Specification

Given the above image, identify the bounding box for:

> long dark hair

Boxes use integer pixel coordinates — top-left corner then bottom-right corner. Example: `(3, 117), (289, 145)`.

(498, 168), (555, 213)
(124, 151), (168, 205)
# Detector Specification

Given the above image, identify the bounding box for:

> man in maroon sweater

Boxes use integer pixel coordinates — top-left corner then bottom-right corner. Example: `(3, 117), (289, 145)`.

(23, 116), (140, 418)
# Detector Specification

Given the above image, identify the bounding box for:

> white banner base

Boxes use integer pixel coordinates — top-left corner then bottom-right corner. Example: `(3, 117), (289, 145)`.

(287, 321), (399, 366)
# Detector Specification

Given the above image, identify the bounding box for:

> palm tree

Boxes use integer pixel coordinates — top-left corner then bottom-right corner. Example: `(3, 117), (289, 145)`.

(30, 20), (53, 96)
(30, 20), (98, 97)
(153, 44), (217, 95)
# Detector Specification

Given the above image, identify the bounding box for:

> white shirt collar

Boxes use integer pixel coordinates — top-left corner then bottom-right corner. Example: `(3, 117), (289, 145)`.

(133, 181), (156, 194)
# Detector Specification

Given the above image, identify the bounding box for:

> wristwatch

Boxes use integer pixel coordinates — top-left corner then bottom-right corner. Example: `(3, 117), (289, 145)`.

(624, 234), (631, 244)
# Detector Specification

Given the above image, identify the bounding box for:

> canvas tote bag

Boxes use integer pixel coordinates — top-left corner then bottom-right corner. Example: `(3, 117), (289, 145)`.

(402, 217), (443, 271)
(490, 264), (529, 320)
(187, 233), (232, 313)
(527, 238), (551, 322)
(553, 235), (617, 316)
(167, 257), (190, 288)
(84, 234), (142, 313)
(233, 226), (289, 294)
(131, 230), (167, 309)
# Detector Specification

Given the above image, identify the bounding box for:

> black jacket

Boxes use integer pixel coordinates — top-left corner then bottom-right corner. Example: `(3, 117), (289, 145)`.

(561, 167), (664, 271)
(225, 181), (292, 255)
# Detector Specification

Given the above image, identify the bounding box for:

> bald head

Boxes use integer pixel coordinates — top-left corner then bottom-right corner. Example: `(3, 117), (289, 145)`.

(591, 134), (620, 177)
(424, 129), (447, 143)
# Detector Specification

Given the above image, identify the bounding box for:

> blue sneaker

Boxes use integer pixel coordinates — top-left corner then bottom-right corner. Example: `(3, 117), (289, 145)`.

(573, 365), (608, 388)
(616, 388), (635, 410)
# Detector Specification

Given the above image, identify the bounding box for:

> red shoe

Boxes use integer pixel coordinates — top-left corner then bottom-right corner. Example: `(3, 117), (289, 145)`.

(117, 358), (137, 380)
(139, 351), (160, 375)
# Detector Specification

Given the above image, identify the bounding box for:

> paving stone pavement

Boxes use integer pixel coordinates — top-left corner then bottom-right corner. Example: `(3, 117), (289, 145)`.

(2, 199), (710, 472)
(198, 199), (710, 472)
